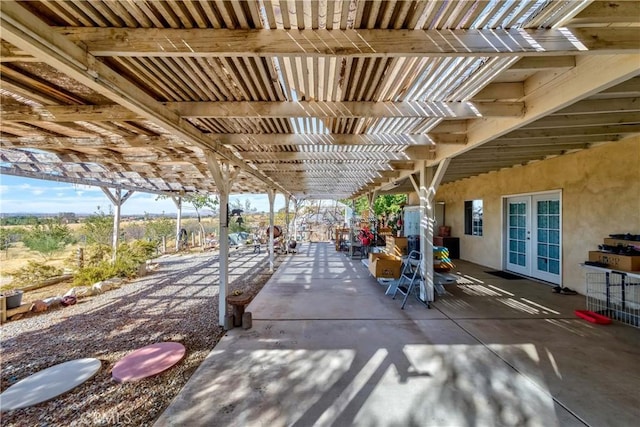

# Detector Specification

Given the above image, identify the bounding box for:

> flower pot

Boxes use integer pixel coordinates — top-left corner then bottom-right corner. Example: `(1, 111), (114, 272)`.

(2, 290), (23, 309)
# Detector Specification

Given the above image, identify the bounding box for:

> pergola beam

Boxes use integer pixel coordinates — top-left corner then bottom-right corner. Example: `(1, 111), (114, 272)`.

(0, 165), (180, 196)
(0, 101), (525, 121)
(57, 27), (640, 57)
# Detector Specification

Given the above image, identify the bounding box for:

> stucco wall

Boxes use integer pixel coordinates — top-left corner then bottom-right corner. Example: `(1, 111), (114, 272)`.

(435, 136), (640, 292)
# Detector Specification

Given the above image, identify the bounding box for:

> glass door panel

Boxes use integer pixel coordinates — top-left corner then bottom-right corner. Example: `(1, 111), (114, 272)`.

(532, 195), (561, 284)
(506, 197), (530, 275)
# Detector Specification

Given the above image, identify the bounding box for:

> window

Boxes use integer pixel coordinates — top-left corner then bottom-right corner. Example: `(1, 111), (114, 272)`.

(464, 200), (483, 236)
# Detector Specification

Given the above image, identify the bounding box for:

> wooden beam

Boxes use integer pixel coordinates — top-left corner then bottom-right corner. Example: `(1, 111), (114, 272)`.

(239, 151), (420, 161)
(0, 104), (140, 121)
(522, 111), (640, 129)
(472, 83), (524, 101)
(0, 165), (178, 196)
(511, 56), (575, 70)
(57, 27), (640, 57)
(167, 101), (523, 118)
(501, 124), (640, 140)
(219, 133), (431, 146)
(0, 101), (524, 122)
(256, 163), (391, 171)
(553, 97), (640, 115)
(569, 1), (640, 26)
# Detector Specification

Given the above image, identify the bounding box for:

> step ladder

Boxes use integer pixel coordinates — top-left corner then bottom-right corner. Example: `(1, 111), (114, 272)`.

(392, 250), (429, 309)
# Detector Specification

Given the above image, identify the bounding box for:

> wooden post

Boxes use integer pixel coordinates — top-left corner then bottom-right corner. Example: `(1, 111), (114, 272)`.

(77, 247), (84, 268)
(206, 154), (237, 327)
(419, 158), (450, 303)
(172, 196), (182, 251)
(267, 189), (276, 271)
(101, 187), (133, 262)
(1, 296), (6, 323)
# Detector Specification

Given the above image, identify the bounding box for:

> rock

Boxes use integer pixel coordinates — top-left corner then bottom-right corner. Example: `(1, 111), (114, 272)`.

(61, 295), (77, 306)
(31, 300), (48, 313)
(74, 286), (91, 298)
(91, 283), (104, 295)
(43, 296), (62, 307)
(242, 312), (252, 329)
(63, 288), (76, 297)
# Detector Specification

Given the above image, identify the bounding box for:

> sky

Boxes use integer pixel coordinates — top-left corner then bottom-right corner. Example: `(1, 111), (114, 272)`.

(0, 175), (287, 216)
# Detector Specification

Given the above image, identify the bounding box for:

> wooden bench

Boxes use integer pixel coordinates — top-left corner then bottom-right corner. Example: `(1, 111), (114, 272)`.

(226, 294), (252, 327)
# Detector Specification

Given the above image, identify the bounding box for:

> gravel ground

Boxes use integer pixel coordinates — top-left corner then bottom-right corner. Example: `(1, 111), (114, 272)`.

(1, 247), (282, 426)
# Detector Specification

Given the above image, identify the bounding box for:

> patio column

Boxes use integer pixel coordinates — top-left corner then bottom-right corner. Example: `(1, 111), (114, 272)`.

(285, 195), (290, 242)
(417, 159), (450, 303)
(267, 189), (276, 272)
(206, 154), (237, 327)
(172, 196), (182, 251)
(101, 186), (133, 262)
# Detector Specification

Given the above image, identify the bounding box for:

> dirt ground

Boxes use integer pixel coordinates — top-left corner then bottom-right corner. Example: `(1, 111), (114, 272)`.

(1, 248), (281, 426)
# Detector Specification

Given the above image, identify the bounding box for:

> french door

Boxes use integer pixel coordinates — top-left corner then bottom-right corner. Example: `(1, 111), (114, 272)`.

(506, 192), (561, 284)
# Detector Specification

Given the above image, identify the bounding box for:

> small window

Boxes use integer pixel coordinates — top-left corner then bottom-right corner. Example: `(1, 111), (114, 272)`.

(465, 200), (483, 236)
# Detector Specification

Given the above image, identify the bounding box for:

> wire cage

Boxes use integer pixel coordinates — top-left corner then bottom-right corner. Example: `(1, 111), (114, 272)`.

(586, 271), (640, 328)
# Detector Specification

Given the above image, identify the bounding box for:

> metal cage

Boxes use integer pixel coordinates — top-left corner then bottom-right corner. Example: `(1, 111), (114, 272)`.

(586, 271), (640, 328)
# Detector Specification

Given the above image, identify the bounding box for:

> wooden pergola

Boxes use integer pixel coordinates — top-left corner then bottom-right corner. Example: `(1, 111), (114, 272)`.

(1, 0), (639, 324)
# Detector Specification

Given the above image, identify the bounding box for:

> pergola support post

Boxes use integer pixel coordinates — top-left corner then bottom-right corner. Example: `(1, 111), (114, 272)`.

(101, 187), (133, 262)
(418, 158), (450, 303)
(267, 189), (276, 271)
(285, 195), (290, 241)
(172, 196), (182, 251)
(206, 154), (237, 327)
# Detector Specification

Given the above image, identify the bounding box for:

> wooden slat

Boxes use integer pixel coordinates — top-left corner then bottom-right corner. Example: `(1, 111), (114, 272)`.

(57, 27), (640, 57)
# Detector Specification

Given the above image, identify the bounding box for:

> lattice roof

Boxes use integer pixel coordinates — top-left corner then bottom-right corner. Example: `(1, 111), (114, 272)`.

(1, 1), (639, 200)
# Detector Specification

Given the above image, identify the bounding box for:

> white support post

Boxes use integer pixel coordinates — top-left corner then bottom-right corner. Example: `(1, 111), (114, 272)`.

(218, 189), (229, 325)
(285, 195), (290, 240)
(206, 154), (237, 327)
(267, 189), (276, 271)
(172, 196), (182, 251)
(293, 198), (299, 242)
(419, 159), (451, 303)
(101, 187), (133, 262)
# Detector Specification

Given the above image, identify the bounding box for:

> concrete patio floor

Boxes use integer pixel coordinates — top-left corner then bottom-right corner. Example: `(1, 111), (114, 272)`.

(155, 242), (640, 427)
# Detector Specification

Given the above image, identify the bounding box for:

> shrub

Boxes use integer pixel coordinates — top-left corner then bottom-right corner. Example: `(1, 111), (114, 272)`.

(72, 240), (157, 286)
(10, 261), (64, 286)
(73, 261), (117, 286)
(85, 244), (113, 266)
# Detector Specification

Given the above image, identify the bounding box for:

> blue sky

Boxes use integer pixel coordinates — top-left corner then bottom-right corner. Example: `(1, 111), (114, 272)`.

(0, 175), (286, 215)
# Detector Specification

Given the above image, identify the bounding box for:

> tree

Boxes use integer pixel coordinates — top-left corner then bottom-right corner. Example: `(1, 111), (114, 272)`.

(373, 194), (407, 216)
(157, 194), (219, 242)
(0, 227), (12, 258)
(81, 207), (114, 246)
(143, 214), (175, 243)
(22, 218), (75, 259)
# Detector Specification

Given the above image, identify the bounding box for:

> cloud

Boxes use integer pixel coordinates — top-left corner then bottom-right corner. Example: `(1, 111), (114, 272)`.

(0, 176), (296, 215)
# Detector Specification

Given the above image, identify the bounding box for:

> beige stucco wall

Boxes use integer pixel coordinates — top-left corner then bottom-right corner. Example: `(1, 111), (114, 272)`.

(434, 136), (640, 293)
